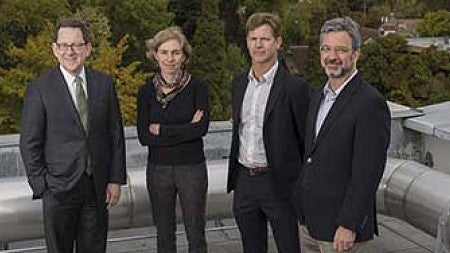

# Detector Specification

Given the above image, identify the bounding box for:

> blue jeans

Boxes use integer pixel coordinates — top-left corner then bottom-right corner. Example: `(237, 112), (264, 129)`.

(147, 162), (208, 253)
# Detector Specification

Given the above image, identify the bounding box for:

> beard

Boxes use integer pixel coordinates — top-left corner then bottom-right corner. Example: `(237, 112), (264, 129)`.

(324, 58), (354, 79)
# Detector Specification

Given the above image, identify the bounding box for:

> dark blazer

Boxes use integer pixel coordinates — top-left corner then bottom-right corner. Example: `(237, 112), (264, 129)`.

(296, 73), (390, 242)
(227, 64), (309, 199)
(20, 65), (126, 199)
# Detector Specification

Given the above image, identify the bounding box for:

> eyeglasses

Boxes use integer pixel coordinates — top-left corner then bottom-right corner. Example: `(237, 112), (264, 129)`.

(320, 45), (353, 55)
(56, 42), (87, 52)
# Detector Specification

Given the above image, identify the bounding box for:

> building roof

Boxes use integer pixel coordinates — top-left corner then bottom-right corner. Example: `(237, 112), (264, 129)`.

(407, 37), (450, 52)
(360, 27), (379, 42)
(379, 18), (422, 37)
(403, 101), (450, 141)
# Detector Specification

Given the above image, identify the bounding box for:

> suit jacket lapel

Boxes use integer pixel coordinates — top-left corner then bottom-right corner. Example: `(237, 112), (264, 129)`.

(264, 65), (284, 122)
(86, 68), (99, 135)
(313, 73), (362, 148)
(53, 67), (86, 134)
(233, 74), (248, 124)
(305, 86), (324, 153)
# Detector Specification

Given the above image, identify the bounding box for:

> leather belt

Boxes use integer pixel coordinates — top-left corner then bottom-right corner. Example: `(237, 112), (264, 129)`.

(238, 163), (270, 176)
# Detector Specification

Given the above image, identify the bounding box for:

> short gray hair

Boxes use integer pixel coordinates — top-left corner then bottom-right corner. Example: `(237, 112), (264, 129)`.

(320, 17), (361, 51)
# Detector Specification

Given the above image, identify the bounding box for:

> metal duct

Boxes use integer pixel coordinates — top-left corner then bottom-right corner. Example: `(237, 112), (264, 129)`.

(1, 158), (450, 250)
(377, 158), (450, 240)
(0, 160), (233, 243)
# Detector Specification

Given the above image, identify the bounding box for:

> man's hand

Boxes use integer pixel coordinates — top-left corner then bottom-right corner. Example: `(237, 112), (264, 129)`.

(149, 123), (160, 135)
(105, 183), (121, 209)
(333, 226), (356, 252)
(191, 110), (204, 123)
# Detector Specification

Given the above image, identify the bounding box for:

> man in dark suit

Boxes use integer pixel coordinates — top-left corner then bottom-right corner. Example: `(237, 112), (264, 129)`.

(227, 12), (309, 253)
(294, 17), (391, 253)
(19, 18), (126, 253)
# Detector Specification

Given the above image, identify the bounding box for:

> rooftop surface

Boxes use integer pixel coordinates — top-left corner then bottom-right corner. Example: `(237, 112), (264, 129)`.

(4, 215), (437, 253)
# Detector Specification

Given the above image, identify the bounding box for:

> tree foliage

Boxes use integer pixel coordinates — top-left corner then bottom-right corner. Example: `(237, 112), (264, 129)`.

(0, 0), (71, 67)
(89, 37), (150, 125)
(417, 10), (450, 36)
(168, 0), (202, 40)
(0, 9), (148, 133)
(189, 0), (229, 120)
(280, 3), (312, 46)
(113, 0), (174, 71)
(1, 0), (450, 134)
(359, 34), (450, 107)
(0, 21), (56, 133)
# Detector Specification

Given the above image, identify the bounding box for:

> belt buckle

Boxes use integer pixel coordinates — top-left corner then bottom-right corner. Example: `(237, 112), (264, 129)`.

(248, 168), (257, 176)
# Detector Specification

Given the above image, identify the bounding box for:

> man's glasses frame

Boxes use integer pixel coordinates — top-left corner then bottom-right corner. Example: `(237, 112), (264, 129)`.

(319, 45), (353, 55)
(55, 42), (87, 52)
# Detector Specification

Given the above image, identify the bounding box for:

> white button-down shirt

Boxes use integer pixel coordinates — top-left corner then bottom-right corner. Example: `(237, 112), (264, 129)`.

(59, 65), (88, 109)
(238, 61), (278, 168)
(315, 70), (358, 137)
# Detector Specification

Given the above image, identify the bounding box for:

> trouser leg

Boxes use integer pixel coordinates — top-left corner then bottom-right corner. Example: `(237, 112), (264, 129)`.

(75, 176), (108, 253)
(176, 162), (208, 253)
(233, 171), (268, 253)
(147, 164), (177, 253)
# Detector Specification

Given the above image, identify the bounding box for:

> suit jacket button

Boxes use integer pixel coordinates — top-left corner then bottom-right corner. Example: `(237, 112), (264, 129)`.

(306, 157), (312, 164)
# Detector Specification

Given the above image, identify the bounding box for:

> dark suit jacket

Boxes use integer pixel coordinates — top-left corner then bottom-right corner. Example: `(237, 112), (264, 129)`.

(20, 65), (126, 200)
(296, 73), (390, 242)
(227, 64), (309, 199)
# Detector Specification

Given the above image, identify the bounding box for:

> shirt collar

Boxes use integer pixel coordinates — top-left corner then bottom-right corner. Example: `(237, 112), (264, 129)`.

(323, 69), (358, 97)
(60, 65), (87, 86)
(248, 61), (279, 84)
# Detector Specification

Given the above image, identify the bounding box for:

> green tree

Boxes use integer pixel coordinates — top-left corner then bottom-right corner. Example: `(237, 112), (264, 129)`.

(280, 2), (312, 47)
(168, 0), (202, 40)
(421, 0), (450, 11)
(0, 21), (56, 133)
(417, 10), (450, 37)
(237, 0), (289, 14)
(359, 34), (408, 93)
(189, 0), (228, 120)
(0, 9), (149, 133)
(113, 0), (174, 71)
(359, 34), (450, 107)
(219, 0), (244, 46)
(76, 6), (150, 124)
(89, 37), (150, 125)
(0, 0), (71, 68)
(76, 6), (151, 125)
(74, 7), (111, 46)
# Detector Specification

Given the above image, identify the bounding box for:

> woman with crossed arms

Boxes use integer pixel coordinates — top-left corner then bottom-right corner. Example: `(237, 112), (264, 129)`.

(137, 26), (210, 253)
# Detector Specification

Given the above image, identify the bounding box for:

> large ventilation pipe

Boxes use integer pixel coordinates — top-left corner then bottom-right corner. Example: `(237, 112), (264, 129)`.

(0, 158), (449, 250)
(377, 158), (450, 249)
(0, 160), (233, 243)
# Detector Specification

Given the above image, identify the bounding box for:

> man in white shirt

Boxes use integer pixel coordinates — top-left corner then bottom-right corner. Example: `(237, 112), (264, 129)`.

(227, 12), (309, 253)
(20, 18), (126, 253)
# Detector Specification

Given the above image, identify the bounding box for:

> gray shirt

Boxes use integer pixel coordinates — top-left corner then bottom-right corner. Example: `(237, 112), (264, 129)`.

(238, 61), (278, 168)
(315, 70), (358, 137)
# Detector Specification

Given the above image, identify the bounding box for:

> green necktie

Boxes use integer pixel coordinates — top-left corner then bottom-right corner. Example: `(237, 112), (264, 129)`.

(74, 76), (92, 175)
(74, 76), (88, 131)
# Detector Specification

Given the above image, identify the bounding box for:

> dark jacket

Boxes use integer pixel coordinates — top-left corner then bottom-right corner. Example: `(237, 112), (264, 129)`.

(227, 65), (309, 199)
(295, 73), (391, 242)
(20, 66), (126, 199)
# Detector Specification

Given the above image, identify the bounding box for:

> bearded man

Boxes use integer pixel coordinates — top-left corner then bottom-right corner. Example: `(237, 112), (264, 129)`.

(293, 16), (391, 253)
